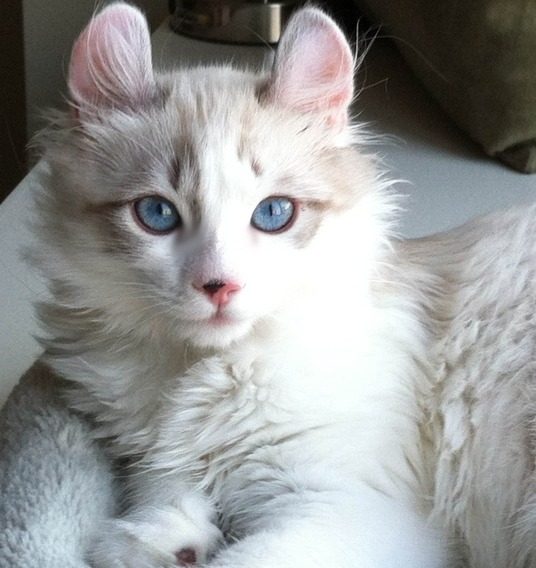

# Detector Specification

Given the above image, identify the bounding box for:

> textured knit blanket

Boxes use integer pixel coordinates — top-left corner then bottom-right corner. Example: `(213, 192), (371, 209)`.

(0, 363), (117, 567)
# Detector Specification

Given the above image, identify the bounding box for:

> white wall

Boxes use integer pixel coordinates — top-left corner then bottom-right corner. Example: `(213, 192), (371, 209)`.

(23, 0), (168, 144)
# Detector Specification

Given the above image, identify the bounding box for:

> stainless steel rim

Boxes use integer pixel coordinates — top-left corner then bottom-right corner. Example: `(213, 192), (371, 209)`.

(170, 0), (304, 45)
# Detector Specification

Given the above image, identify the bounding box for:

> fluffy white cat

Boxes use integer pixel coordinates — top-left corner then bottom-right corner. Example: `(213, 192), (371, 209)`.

(35, 3), (536, 567)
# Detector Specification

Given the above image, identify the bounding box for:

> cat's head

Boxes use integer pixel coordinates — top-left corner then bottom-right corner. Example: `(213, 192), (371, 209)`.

(37, 3), (392, 351)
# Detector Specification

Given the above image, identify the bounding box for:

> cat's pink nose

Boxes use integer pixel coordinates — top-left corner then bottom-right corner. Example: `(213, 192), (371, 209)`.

(201, 280), (242, 306)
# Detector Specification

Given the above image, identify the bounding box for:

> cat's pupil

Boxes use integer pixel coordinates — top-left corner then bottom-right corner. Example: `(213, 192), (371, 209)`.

(270, 202), (282, 217)
(159, 203), (173, 217)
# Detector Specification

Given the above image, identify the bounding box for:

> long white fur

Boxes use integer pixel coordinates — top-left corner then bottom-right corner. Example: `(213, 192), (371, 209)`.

(34, 3), (536, 568)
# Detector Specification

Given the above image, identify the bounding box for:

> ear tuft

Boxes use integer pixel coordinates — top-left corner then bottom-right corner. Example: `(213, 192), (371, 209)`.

(268, 8), (354, 129)
(69, 2), (155, 114)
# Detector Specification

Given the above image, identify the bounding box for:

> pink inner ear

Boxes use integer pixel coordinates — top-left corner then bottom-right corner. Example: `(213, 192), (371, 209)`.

(270, 9), (354, 123)
(69, 3), (154, 111)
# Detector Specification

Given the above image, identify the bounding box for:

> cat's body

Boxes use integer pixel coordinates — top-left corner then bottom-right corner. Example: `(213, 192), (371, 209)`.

(35, 3), (536, 567)
(405, 209), (536, 567)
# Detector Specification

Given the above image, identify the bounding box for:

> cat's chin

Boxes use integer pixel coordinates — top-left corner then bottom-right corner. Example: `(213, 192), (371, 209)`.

(180, 316), (254, 349)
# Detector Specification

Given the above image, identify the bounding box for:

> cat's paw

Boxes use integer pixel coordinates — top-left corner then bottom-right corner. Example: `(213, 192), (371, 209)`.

(88, 504), (222, 568)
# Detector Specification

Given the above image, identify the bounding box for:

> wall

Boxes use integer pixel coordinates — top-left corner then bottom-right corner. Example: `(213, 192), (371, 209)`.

(0, 1), (26, 199)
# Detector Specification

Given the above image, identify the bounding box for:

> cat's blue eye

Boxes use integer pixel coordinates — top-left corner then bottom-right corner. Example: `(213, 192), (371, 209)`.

(251, 197), (295, 233)
(134, 197), (182, 233)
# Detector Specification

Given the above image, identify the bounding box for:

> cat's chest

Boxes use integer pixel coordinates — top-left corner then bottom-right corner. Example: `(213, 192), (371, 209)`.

(146, 347), (359, 482)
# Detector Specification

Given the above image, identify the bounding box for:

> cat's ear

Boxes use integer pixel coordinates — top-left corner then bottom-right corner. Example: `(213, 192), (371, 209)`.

(267, 8), (354, 130)
(68, 3), (155, 117)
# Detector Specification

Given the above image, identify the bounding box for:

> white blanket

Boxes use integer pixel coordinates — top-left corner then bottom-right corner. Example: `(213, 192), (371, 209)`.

(0, 363), (117, 567)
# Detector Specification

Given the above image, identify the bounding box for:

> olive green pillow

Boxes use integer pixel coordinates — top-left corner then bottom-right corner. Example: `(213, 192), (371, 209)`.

(354, 0), (536, 172)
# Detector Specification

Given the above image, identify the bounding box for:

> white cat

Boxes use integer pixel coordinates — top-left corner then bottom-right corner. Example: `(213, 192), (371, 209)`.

(35, 3), (536, 567)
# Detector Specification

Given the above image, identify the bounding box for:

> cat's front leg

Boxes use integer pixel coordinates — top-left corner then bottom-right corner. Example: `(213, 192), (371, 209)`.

(88, 475), (222, 568)
(210, 480), (448, 568)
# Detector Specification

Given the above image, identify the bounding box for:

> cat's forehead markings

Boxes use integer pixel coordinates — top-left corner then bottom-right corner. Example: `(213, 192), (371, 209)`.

(168, 155), (181, 190)
(236, 118), (263, 177)
(170, 136), (200, 194)
(238, 137), (263, 177)
(250, 158), (263, 177)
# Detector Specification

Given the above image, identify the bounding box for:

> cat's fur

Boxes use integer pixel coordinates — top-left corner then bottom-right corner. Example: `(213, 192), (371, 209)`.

(34, 3), (536, 567)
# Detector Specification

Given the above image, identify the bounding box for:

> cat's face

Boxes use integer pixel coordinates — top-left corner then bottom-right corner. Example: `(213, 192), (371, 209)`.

(39, 4), (386, 350)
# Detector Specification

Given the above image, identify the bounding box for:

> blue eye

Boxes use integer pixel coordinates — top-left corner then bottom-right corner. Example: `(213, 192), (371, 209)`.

(134, 197), (181, 233)
(251, 197), (295, 233)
